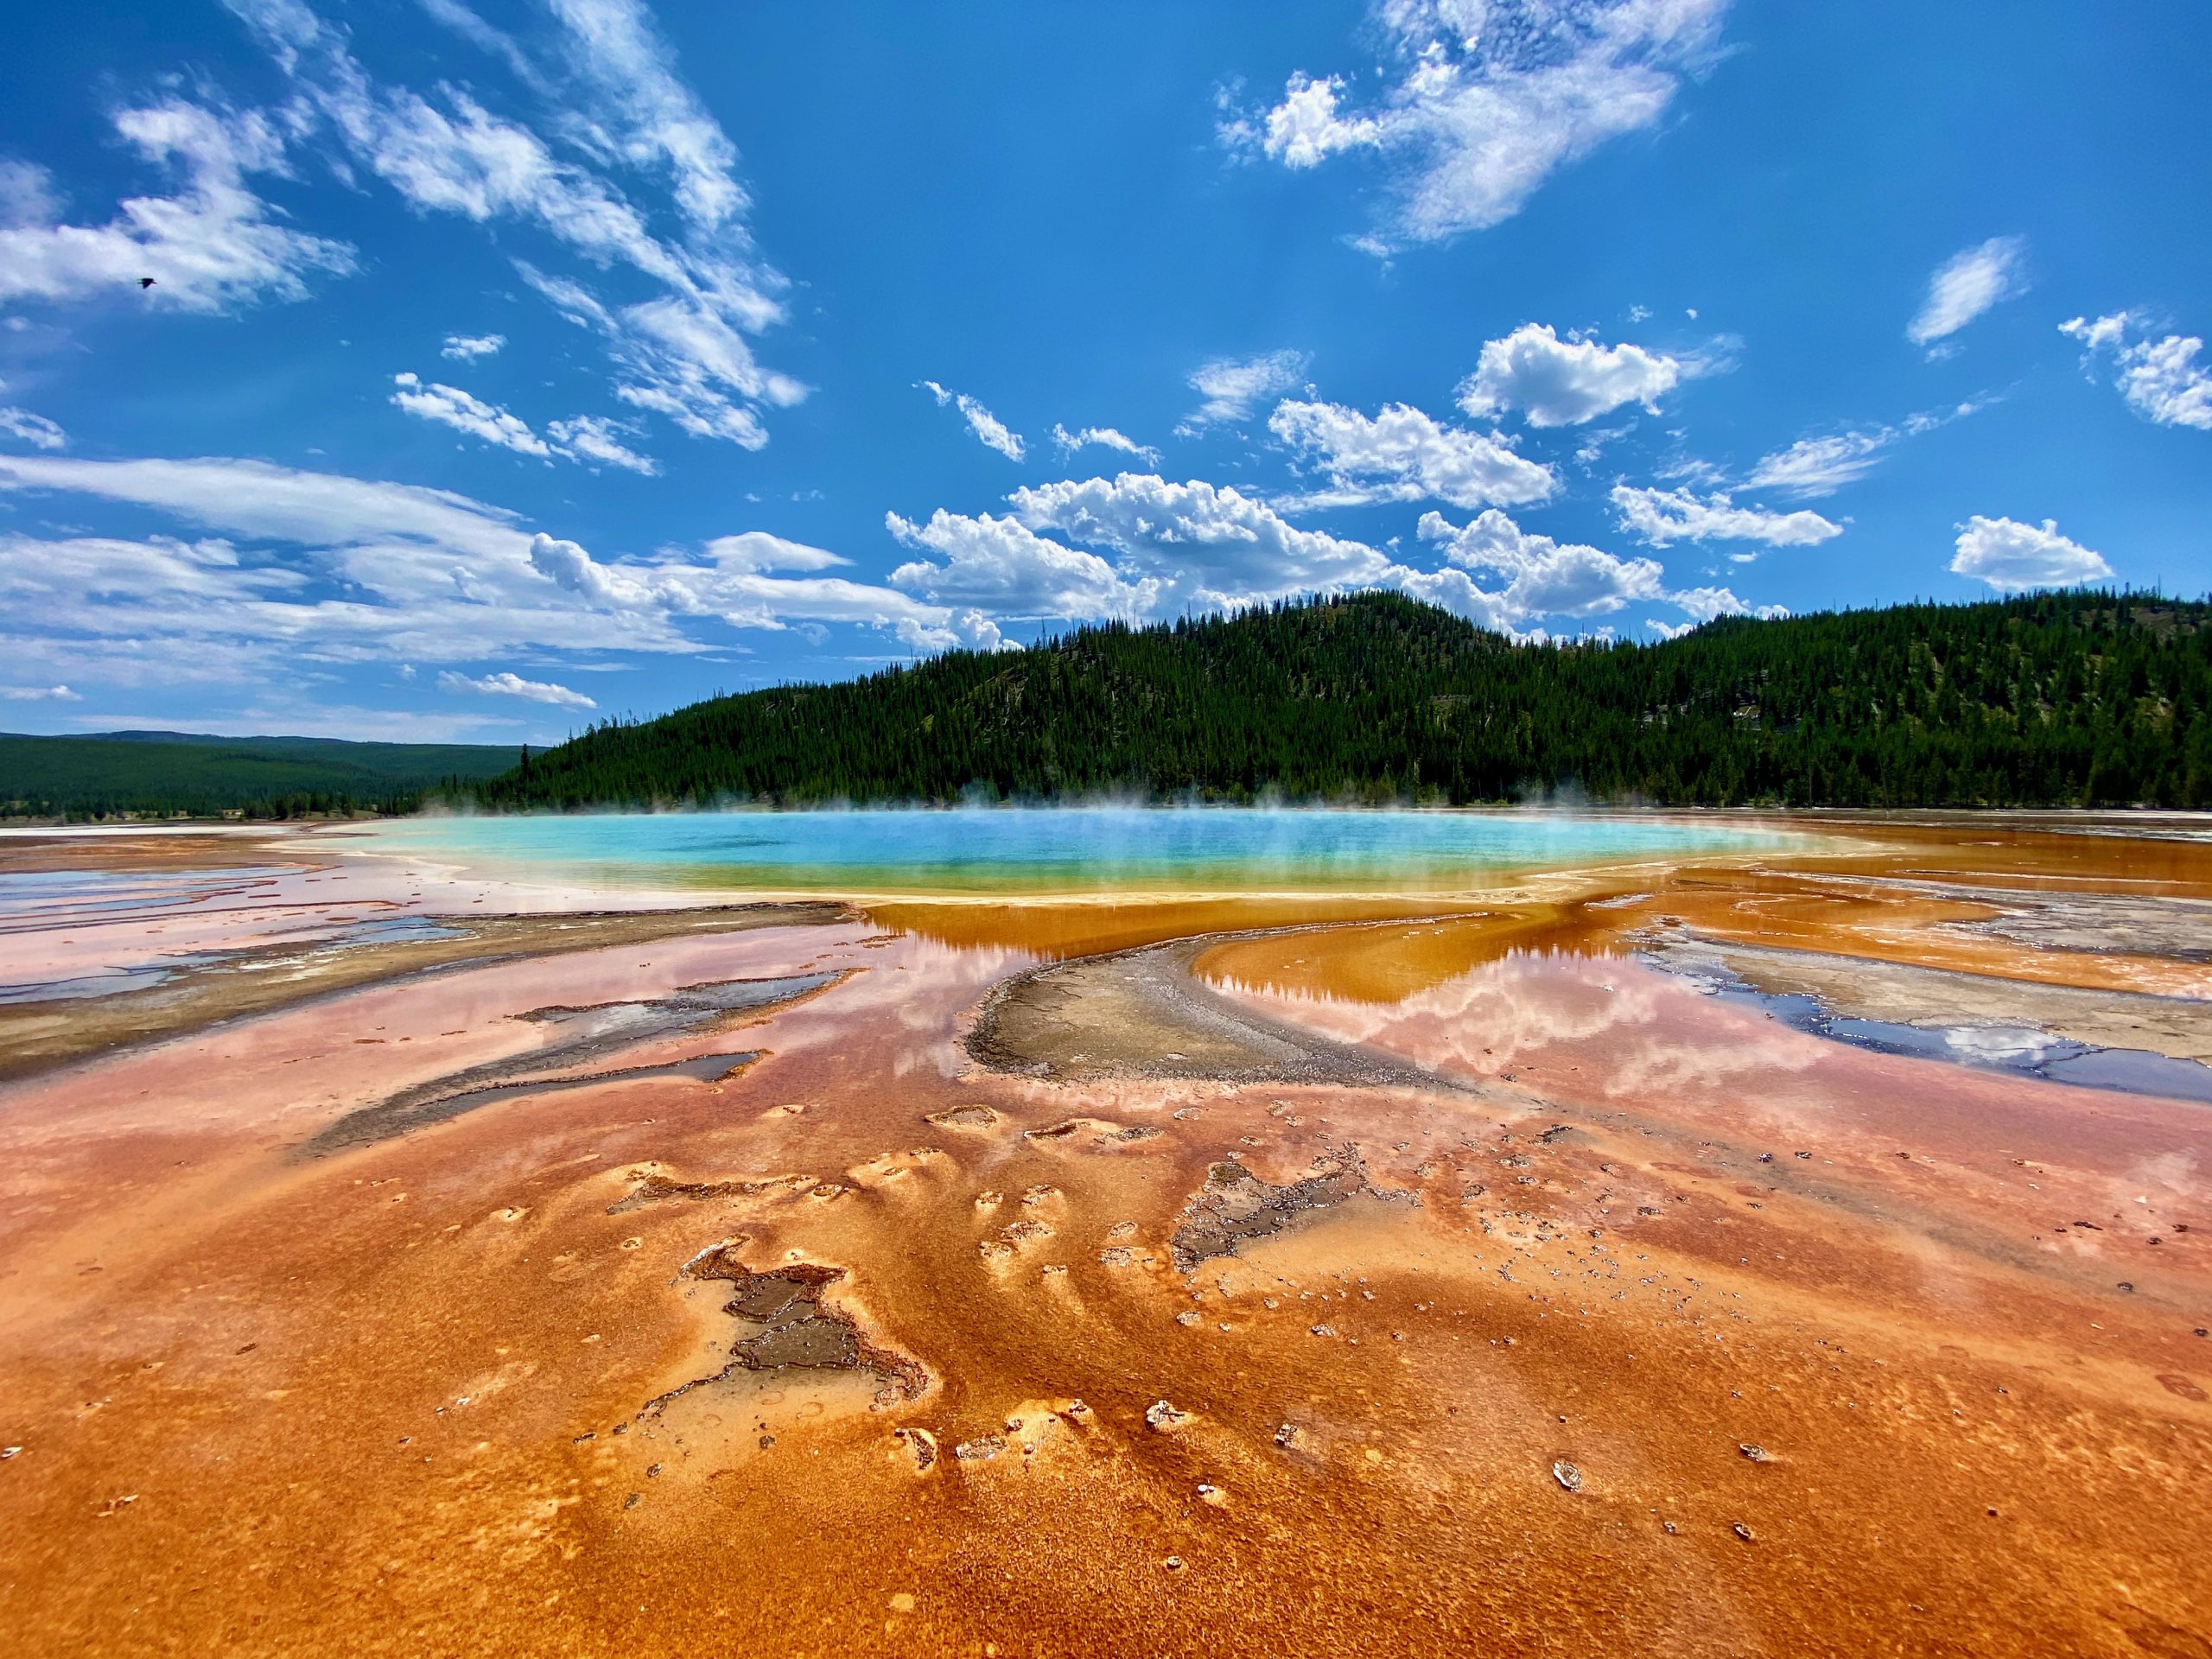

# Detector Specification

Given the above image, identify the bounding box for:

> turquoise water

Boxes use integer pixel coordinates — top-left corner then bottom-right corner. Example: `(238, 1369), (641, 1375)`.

(352, 809), (1805, 895)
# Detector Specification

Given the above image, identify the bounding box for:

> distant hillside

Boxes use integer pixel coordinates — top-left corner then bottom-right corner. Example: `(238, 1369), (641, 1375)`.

(472, 590), (2212, 810)
(0, 732), (522, 820)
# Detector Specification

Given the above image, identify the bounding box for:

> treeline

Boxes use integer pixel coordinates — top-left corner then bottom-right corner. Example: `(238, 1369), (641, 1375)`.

(25, 787), (407, 822)
(471, 589), (2212, 810)
(0, 733), (521, 822)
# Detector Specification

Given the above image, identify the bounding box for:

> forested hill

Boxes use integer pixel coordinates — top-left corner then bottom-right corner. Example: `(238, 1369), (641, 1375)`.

(474, 590), (2212, 810)
(0, 732), (521, 820)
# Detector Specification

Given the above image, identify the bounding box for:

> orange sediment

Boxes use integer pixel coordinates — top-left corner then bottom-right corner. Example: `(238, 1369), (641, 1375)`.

(1196, 818), (2212, 1006)
(0, 815), (2207, 1657)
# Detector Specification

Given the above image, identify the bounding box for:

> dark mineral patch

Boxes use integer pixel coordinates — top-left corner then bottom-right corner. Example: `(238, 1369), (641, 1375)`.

(926, 1103), (999, 1130)
(517, 969), (847, 1035)
(300, 970), (844, 1156)
(893, 1427), (938, 1471)
(1170, 1144), (1402, 1273)
(642, 1243), (925, 1414)
(1025, 1117), (1161, 1147)
(607, 1172), (799, 1215)
(303, 1051), (760, 1156)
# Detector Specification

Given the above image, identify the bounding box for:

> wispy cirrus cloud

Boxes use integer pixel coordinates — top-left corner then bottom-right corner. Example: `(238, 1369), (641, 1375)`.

(1741, 397), (1993, 499)
(391, 373), (552, 461)
(1226, 0), (1731, 249)
(1051, 423), (1160, 466)
(0, 404), (67, 450)
(1611, 484), (1842, 547)
(1739, 429), (1893, 499)
(1907, 236), (2028, 351)
(0, 101), (354, 313)
(1181, 350), (1308, 431)
(219, 0), (803, 451)
(922, 382), (1026, 461)
(0, 450), (1001, 677)
(436, 668), (597, 709)
(391, 372), (658, 474)
(528, 529), (1006, 652)
(540, 0), (753, 233)
(544, 414), (658, 474)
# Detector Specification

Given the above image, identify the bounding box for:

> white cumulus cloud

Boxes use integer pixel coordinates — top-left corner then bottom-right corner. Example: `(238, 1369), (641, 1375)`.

(1669, 585), (1783, 623)
(1416, 508), (1662, 618)
(1257, 73), (1382, 168)
(1907, 236), (2028, 348)
(1949, 516), (2113, 592)
(1414, 509), (1774, 627)
(1457, 322), (1685, 427)
(1268, 398), (1554, 509)
(2060, 311), (2212, 431)
(437, 668), (597, 709)
(440, 333), (505, 360)
(1234, 0), (1730, 247)
(887, 510), (1160, 621)
(922, 381), (1026, 461)
(1611, 485), (1842, 547)
(1010, 474), (1393, 610)
(903, 475), (1430, 629)
(890, 470), (1762, 639)
(0, 683), (80, 701)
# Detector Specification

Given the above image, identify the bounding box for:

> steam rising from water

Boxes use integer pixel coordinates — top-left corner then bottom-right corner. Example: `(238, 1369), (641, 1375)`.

(358, 806), (1804, 897)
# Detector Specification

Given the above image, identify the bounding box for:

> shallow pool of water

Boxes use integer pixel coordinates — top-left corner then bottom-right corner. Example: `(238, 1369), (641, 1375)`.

(1662, 955), (2212, 1106)
(350, 808), (1808, 896)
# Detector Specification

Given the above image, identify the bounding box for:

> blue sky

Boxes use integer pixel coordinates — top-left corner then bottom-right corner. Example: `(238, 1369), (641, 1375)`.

(0, 0), (2207, 744)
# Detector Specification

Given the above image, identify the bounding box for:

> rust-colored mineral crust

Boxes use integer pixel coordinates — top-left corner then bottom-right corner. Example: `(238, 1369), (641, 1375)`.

(1, 818), (2208, 1657)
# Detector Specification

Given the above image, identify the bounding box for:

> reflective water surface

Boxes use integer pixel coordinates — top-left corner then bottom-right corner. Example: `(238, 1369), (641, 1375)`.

(354, 805), (1811, 893)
